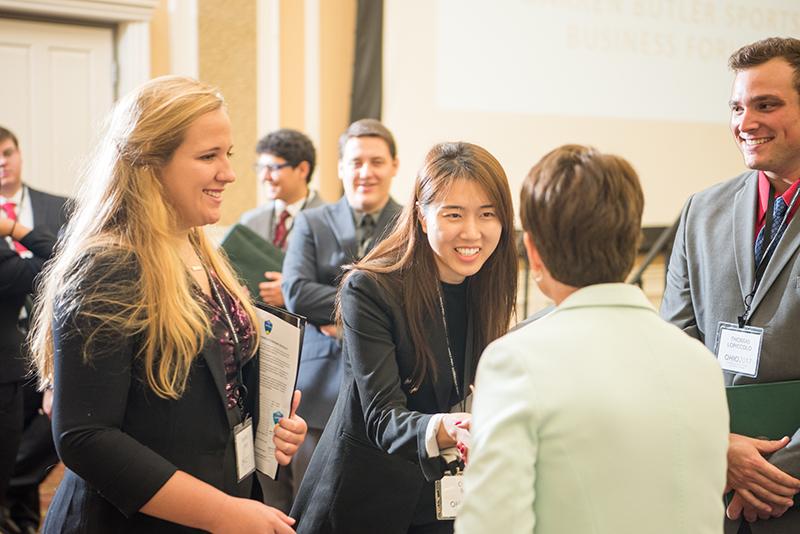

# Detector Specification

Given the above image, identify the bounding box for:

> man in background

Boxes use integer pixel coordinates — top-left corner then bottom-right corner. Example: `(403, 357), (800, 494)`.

(661, 37), (800, 534)
(0, 126), (69, 534)
(277, 119), (402, 513)
(239, 128), (325, 308)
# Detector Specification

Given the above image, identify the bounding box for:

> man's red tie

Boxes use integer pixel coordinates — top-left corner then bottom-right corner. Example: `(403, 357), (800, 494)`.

(1, 202), (29, 254)
(272, 210), (291, 250)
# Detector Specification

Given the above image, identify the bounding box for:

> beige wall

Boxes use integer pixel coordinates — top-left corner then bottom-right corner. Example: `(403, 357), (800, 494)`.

(148, 0), (356, 221)
(279, 0), (306, 131)
(274, 0), (355, 202)
(318, 0), (356, 201)
(198, 0), (258, 226)
(149, 0), (171, 78)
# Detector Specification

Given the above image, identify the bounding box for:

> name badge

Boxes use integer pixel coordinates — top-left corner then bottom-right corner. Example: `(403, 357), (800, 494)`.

(714, 322), (764, 378)
(435, 473), (464, 520)
(233, 417), (256, 482)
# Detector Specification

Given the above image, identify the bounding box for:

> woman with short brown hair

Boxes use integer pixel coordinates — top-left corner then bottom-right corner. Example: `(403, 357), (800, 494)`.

(457, 144), (730, 534)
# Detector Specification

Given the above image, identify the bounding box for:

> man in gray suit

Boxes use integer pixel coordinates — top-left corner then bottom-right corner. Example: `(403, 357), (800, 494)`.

(661, 37), (800, 534)
(277, 119), (402, 512)
(239, 129), (325, 307)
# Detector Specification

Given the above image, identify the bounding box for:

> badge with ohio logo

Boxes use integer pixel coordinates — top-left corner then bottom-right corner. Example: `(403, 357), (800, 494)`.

(263, 319), (273, 335)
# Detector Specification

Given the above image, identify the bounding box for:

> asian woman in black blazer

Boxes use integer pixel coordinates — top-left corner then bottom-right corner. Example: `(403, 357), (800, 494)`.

(28, 76), (307, 534)
(290, 142), (518, 534)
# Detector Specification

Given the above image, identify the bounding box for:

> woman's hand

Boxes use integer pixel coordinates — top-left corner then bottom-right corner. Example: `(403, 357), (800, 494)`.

(273, 390), (308, 465)
(214, 495), (296, 533)
(436, 412), (471, 450)
(454, 419), (471, 465)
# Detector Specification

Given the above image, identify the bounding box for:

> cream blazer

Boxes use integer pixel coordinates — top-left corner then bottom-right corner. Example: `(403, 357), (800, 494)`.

(456, 283), (729, 534)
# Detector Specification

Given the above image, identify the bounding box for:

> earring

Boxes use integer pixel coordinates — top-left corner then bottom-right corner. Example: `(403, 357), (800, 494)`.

(531, 269), (543, 283)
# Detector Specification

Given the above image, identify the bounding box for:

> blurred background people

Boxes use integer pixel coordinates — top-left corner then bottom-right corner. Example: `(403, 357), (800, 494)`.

(0, 216), (57, 534)
(277, 119), (402, 513)
(27, 75), (306, 533)
(456, 145), (729, 534)
(0, 126), (68, 534)
(290, 141), (518, 534)
(239, 129), (325, 308)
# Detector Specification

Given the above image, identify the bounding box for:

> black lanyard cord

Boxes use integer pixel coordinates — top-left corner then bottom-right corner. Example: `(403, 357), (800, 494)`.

(738, 184), (800, 327)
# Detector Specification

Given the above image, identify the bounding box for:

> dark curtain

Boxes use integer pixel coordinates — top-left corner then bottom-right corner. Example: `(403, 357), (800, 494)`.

(350, 0), (383, 122)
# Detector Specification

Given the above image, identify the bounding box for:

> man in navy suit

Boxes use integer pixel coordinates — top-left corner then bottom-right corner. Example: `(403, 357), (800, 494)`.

(0, 126), (69, 534)
(277, 119), (402, 513)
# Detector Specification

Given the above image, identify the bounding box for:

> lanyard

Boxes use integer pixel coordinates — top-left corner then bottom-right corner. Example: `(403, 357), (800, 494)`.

(436, 288), (465, 412)
(208, 274), (248, 413)
(738, 184), (800, 327)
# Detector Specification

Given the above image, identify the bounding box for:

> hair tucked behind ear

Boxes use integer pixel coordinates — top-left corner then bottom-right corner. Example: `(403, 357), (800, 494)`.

(29, 76), (257, 399)
(336, 142), (517, 389)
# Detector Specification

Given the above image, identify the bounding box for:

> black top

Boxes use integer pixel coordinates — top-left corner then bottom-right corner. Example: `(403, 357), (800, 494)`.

(441, 280), (467, 407)
(44, 252), (256, 533)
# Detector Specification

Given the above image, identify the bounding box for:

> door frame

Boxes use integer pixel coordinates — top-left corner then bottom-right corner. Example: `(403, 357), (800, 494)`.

(0, 0), (157, 96)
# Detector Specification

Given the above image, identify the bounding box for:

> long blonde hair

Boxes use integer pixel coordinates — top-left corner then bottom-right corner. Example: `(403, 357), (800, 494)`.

(29, 76), (257, 399)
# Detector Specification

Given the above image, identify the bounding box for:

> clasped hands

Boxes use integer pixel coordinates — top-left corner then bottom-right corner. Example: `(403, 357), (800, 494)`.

(437, 412), (472, 465)
(726, 433), (800, 523)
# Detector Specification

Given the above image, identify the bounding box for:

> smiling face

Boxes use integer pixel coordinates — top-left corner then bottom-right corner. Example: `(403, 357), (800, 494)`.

(160, 108), (235, 231)
(256, 152), (309, 204)
(0, 137), (22, 197)
(419, 178), (503, 284)
(339, 136), (398, 213)
(730, 58), (800, 182)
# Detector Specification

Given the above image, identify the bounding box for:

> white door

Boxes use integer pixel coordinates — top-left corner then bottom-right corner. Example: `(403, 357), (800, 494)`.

(0, 17), (114, 198)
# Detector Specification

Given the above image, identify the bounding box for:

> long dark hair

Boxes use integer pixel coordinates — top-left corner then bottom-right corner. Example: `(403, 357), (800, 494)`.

(337, 142), (517, 389)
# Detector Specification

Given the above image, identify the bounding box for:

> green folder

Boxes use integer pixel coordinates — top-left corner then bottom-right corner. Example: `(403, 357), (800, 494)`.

(220, 223), (285, 298)
(726, 380), (800, 439)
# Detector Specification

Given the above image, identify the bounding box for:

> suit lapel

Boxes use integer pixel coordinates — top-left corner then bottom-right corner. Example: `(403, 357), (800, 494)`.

(750, 198), (800, 316)
(201, 340), (241, 429)
(732, 173), (758, 303)
(463, 310), (476, 389)
(429, 315), (454, 412)
(369, 198), (401, 255)
(324, 197), (358, 258)
(264, 202), (276, 243)
(28, 187), (47, 227)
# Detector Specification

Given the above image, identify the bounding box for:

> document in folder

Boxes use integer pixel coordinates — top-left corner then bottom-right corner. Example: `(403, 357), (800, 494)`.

(726, 380), (800, 439)
(220, 224), (284, 298)
(253, 302), (305, 479)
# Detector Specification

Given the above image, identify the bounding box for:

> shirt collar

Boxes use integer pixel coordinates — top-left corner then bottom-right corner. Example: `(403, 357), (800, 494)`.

(0, 184), (24, 205)
(757, 171), (800, 222)
(275, 191), (311, 219)
(352, 205), (385, 227)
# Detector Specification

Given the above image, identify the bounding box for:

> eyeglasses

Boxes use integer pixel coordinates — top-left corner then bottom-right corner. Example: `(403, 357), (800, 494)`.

(253, 161), (294, 174)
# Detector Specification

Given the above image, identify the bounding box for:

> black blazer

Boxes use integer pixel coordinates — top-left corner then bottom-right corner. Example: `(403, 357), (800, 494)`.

(43, 253), (258, 534)
(0, 186), (67, 384)
(290, 270), (476, 534)
(282, 196), (402, 430)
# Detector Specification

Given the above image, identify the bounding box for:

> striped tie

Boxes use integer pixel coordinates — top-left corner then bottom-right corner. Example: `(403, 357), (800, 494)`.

(1, 201), (29, 254)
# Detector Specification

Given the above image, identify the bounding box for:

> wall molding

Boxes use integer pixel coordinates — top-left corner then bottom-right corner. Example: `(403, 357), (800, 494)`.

(0, 0), (157, 96)
(0, 0), (157, 22)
